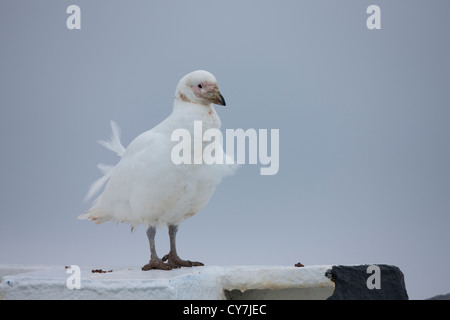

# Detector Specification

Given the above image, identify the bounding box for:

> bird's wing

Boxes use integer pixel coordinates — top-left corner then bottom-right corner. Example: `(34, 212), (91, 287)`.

(80, 128), (169, 224)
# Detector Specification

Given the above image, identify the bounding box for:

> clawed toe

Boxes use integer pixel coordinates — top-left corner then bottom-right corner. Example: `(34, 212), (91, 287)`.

(142, 258), (172, 271)
(162, 253), (204, 268)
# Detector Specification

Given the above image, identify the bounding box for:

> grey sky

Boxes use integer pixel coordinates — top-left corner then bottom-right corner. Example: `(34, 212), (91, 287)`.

(0, 1), (449, 299)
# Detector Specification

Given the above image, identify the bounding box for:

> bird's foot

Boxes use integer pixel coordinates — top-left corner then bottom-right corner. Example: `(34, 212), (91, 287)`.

(162, 252), (204, 268)
(141, 258), (172, 271)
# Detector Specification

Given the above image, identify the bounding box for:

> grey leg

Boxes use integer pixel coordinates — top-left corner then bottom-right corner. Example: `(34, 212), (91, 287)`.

(162, 225), (204, 268)
(142, 226), (171, 271)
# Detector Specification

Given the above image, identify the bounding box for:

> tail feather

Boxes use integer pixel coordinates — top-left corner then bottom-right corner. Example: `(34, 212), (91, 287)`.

(97, 120), (126, 157)
(97, 163), (114, 175)
(84, 165), (114, 203)
(78, 210), (112, 224)
(84, 121), (125, 203)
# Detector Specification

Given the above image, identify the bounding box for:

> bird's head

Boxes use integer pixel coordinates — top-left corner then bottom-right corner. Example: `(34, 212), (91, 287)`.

(175, 70), (226, 107)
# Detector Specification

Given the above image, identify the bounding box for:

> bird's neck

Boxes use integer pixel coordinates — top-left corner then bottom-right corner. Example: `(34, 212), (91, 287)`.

(171, 99), (221, 129)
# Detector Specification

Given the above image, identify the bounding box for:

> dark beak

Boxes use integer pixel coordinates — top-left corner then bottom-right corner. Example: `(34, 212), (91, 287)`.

(213, 92), (226, 106)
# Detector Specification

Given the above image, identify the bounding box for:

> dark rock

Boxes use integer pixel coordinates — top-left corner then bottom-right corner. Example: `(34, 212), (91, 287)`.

(426, 293), (450, 300)
(325, 264), (408, 300)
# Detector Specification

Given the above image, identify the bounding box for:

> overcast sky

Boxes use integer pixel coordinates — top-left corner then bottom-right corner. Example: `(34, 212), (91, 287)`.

(1, 1), (449, 299)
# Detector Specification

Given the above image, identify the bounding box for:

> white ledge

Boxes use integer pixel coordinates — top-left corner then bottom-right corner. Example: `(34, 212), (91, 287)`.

(0, 264), (334, 300)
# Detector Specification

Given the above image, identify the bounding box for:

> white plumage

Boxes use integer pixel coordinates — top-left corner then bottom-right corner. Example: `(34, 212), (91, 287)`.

(79, 70), (236, 270)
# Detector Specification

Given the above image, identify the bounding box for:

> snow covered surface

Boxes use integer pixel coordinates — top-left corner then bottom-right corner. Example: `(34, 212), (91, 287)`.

(0, 264), (334, 300)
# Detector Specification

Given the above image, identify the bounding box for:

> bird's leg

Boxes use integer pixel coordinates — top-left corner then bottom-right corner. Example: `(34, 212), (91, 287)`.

(142, 226), (171, 271)
(162, 225), (204, 268)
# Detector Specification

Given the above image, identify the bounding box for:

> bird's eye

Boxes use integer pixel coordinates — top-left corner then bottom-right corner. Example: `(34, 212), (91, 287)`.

(198, 84), (203, 89)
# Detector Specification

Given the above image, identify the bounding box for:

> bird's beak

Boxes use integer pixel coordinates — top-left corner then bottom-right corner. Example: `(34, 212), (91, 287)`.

(205, 89), (226, 106)
(213, 92), (226, 106)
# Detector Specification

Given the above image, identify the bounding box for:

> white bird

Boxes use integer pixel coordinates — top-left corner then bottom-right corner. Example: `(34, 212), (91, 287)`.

(79, 70), (236, 270)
